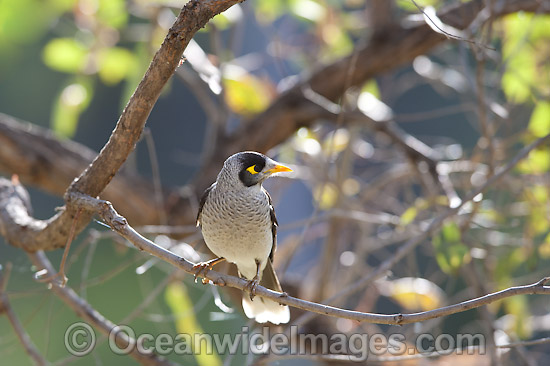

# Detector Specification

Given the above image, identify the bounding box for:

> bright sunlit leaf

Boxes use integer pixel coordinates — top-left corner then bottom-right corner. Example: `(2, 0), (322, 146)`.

(289, 0), (326, 22)
(42, 38), (88, 73)
(223, 72), (272, 115)
(361, 79), (380, 99)
(98, 0), (128, 29)
(523, 185), (550, 236)
(380, 277), (445, 311)
(165, 282), (222, 366)
(400, 206), (418, 226)
(528, 101), (550, 138)
(98, 47), (136, 85)
(432, 222), (469, 274)
(501, 13), (550, 103)
(518, 149), (550, 174)
(539, 234), (550, 259)
(254, 0), (285, 22)
(314, 183), (339, 210)
(501, 50), (536, 103)
(321, 23), (353, 59)
(51, 78), (93, 138)
(503, 295), (531, 339)
(323, 128), (350, 154)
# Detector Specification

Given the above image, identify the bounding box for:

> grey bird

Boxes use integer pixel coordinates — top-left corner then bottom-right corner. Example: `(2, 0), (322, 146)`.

(195, 151), (291, 324)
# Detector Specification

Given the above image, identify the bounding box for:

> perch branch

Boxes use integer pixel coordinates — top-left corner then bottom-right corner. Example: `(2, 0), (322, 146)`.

(69, 193), (550, 325)
(1, 132), (548, 325)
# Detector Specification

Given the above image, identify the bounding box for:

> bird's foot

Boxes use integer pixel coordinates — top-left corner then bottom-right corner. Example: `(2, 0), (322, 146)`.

(192, 262), (214, 284)
(192, 257), (225, 284)
(245, 276), (260, 301)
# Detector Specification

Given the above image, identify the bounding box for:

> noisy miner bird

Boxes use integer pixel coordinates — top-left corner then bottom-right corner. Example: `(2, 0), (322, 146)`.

(195, 151), (291, 324)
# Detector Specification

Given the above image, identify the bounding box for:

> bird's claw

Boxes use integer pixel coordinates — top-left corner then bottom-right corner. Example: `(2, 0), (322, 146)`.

(192, 262), (213, 284)
(245, 276), (260, 300)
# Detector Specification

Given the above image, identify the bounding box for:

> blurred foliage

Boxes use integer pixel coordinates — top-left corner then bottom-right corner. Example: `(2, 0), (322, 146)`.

(500, 13), (550, 104)
(432, 222), (470, 275)
(1, 0), (550, 365)
(165, 282), (222, 366)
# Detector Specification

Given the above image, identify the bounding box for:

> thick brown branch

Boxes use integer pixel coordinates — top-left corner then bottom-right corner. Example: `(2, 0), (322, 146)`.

(0, 113), (162, 225)
(0, 0), (244, 251)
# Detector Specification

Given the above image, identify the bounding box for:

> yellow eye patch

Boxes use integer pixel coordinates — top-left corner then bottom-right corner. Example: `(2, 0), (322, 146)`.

(246, 165), (261, 174)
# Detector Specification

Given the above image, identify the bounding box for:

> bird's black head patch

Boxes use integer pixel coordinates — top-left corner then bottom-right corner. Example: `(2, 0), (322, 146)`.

(238, 152), (267, 187)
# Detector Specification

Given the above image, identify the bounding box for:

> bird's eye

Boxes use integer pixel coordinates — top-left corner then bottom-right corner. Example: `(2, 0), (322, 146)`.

(246, 164), (261, 174)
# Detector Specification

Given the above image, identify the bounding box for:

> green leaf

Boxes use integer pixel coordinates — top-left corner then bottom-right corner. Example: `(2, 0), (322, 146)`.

(223, 74), (272, 115)
(523, 185), (550, 236)
(400, 206), (418, 226)
(165, 282), (222, 366)
(528, 101), (550, 138)
(518, 149), (550, 174)
(254, 0), (286, 23)
(0, 0), (54, 46)
(503, 296), (531, 339)
(321, 25), (353, 59)
(432, 222), (469, 274)
(98, 0), (128, 29)
(289, 0), (326, 22)
(98, 47), (136, 85)
(313, 183), (338, 210)
(51, 78), (93, 138)
(42, 38), (88, 73)
(539, 233), (550, 259)
(361, 79), (380, 99)
(501, 13), (550, 103)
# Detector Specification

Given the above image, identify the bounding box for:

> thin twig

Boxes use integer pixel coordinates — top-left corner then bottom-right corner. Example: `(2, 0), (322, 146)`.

(0, 264), (48, 366)
(28, 252), (179, 366)
(294, 132), (550, 325)
(35, 209), (82, 287)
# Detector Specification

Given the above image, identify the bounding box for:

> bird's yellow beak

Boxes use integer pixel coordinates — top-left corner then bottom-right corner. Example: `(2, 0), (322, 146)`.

(266, 164), (293, 174)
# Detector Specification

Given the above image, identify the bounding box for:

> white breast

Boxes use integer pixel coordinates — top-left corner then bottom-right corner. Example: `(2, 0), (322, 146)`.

(200, 185), (273, 280)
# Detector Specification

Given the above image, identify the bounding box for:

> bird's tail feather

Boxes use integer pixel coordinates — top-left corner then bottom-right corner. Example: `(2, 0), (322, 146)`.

(242, 260), (290, 324)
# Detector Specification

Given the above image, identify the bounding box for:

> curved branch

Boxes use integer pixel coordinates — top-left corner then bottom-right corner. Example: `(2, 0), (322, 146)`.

(2, 133), (549, 326)
(0, 0), (245, 251)
(69, 193), (550, 325)
(0, 113), (163, 225)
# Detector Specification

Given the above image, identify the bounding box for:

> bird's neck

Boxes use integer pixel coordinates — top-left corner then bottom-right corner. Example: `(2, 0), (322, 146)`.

(216, 170), (262, 193)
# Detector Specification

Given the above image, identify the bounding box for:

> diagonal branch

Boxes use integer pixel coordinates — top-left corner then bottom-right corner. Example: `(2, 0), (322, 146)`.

(2, 134), (544, 326)
(66, 193), (550, 325)
(0, 0), (245, 252)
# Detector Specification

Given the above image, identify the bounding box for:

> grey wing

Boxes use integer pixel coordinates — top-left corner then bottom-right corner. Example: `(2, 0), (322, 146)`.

(262, 187), (278, 262)
(196, 183), (215, 227)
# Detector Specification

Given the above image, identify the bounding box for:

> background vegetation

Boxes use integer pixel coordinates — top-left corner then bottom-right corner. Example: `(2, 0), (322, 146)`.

(0, 0), (549, 365)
